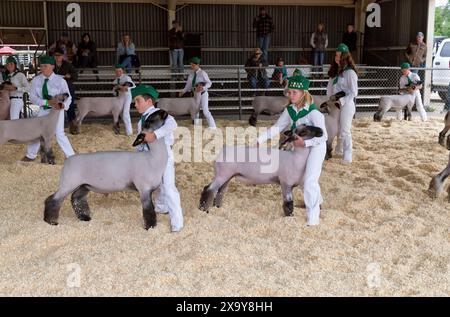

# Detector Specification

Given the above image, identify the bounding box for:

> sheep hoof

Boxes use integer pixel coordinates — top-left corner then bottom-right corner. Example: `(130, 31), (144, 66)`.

(283, 201), (294, 217)
(78, 214), (91, 222)
(44, 219), (58, 226)
(145, 223), (156, 230)
(428, 177), (440, 198)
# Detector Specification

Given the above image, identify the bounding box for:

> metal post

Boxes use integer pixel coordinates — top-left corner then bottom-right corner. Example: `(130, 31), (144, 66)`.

(238, 67), (242, 120)
(423, 0), (436, 107)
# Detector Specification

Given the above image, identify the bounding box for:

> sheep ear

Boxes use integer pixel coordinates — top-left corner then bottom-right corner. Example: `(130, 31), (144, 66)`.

(283, 130), (293, 137)
(132, 133), (146, 146)
(334, 102), (341, 109)
(159, 109), (169, 120)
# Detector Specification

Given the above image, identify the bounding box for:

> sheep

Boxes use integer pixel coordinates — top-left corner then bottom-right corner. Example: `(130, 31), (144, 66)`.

(157, 90), (202, 121)
(429, 111), (450, 200)
(318, 98), (341, 160)
(248, 95), (329, 126)
(0, 93), (69, 164)
(373, 94), (415, 122)
(0, 89), (11, 120)
(43, 109), (169, 230)
(74, 92), (127, 135)
(198, 124), (323, 217)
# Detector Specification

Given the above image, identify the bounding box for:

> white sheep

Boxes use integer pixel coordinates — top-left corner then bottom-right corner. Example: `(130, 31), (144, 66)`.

(43, 110), (169, 230)
(0, 93), (69, 164)
(248, 95), (329, 126)
(199, 125), (323, 216)
(157, 90), (202, 121)
(74, 92), (127, 134)
(373, 94), (415, 122)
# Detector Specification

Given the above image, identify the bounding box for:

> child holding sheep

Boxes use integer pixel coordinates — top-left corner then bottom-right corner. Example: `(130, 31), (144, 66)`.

(132, 85), (183, 232)
(399, 62), (427, 122)
(257, 76), (327, 226)
(113, 63), (136, 136)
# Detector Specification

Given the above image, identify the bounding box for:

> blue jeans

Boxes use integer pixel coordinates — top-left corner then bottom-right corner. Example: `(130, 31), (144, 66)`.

(257, 36), (270, 61)
(170, 49), (184, 75)
(313, 51), (325, 67)
(249, 75), (270, 90)
(120, 56), (132, 73)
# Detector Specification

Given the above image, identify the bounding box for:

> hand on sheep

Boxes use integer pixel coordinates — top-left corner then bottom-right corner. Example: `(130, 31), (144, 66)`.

(4, 84), (17, 91)
(144, 132), (157, 143)
(178, 91), (184, 97)
(293, 135), (306, 148)
(48, 99), (64, 109)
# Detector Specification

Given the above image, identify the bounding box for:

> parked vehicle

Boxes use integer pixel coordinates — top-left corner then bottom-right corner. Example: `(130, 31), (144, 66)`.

(432, 38), (450, 101)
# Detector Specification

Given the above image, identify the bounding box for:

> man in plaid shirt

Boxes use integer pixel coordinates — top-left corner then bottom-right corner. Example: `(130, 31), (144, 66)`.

(253, 6), (274, 62)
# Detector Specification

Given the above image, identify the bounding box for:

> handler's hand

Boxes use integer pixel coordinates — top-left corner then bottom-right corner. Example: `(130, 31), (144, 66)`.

(144, 131), (157, 143)
(178, 91), (184, 97)
(5, 84), (17, 91)
(293, 135), (305, 147)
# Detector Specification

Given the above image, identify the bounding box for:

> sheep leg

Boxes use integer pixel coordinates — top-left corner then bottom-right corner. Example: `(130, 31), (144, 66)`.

(428, 154), (450, 198)
(325, 141), (333, 160)
(40, 136), (55, 165)
(112, 110), (120, 134)
(213, 180), (231, 208)
(248, 111), (258, 126)
(199, 177), (229, 213)
(140, 189), (157, 230)
(281, 183), (294, 217)
(43, 194), (65, 225)
(71, 185), (91, 221)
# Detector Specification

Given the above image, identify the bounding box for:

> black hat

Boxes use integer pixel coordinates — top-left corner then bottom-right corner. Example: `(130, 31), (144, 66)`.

(53, 47), (65, 56)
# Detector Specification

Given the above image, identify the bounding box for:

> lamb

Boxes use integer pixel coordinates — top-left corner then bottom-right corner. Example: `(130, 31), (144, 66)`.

(157, 89), (202, 121)
(248, 95), (329, 126)
(429, 111), (450, 200)
(43, 110), (169, 230)
(0, 89), (11, 120)
(373, 94), (415, 122)
(199, 124), (323, 217)
(74, 92), (127, 134)
(0, 93), (69, 164)
(318, 98), (341, 160)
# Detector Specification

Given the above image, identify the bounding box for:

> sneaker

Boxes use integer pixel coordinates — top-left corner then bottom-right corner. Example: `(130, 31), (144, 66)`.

(171, 226), (183, 233)
(20, 156), (35, 162)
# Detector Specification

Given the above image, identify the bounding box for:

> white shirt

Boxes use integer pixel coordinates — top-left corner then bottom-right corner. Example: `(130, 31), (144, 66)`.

(30, 72), (72, 110)
(182, 68), (212, 94)
(112, 74), (135, 96)
(257, 103), (328, 148)
(399, 72), (421, 94)
(1, 71), (30, 97)
(137, 106), (177, 152)
(327, 68), (358, 107)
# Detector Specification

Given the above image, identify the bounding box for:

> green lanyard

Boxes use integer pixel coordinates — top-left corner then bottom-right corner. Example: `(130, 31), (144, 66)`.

(287, 103), (317, 129)
(191, 71), (197, 90)
(406, 74), (414, 86)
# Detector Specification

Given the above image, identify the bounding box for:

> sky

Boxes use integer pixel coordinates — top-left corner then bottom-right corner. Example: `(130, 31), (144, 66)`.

(436, 0), (448, 7)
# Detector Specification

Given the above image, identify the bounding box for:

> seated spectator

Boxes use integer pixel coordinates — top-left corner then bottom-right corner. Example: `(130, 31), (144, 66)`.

(49, 31), (77, 63)
(117, 34), (140, 73)
(245, 48), (270, 95)
(271, 57), (288, 87)
(76, 33), (99, 75)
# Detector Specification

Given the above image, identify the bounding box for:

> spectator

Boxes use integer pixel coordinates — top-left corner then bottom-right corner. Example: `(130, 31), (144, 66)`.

(310, 23), (328, 74)
(49, 31), (77, 63)
(76, 33), (99, 76)
(245, 48), (270, 95)
(272, 57), (288, 87)
(117, 34), (140, 73)
(169, 20), (185, 78)
(253, 7), (274, 62)
(342, 24), (357, 60)
(53, 47), (78, 134)
(405, 32), (427, 72)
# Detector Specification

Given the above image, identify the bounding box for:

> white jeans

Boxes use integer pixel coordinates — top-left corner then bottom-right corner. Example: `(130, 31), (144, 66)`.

(195, 91), (216, 128)
(303, 143), (326, 225)
(9, 98), (23, 120)
(339, 101), (356, 163)
(26, 108), (75, 159)
(413, 90), (427, 121)
(154, 146), (183, 231)
(122, 93), (133, 135)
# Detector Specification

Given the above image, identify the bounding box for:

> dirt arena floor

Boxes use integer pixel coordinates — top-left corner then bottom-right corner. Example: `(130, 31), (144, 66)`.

(0, 114), (449, 296)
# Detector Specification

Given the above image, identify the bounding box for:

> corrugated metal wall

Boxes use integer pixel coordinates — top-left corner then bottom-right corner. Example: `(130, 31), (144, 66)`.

(0, 1), (44, 27)
(363, 0), (429, 65)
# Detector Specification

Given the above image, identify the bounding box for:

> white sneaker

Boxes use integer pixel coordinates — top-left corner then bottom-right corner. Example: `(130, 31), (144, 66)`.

(171, 225), (183, 233)
(155, 210), (169, 214)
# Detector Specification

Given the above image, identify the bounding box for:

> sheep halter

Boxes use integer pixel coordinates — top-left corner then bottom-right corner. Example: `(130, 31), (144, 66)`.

(287, 103), (317, 129)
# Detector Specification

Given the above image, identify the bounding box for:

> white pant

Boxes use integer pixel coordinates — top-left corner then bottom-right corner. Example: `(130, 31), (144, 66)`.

(339, 101), (356, 163)
(195, 92), (216, 128)
(155, 147), (183, 231)
(303, 143), (326, 225)
(413, 90), (427, 121)
(10, 98), (23, 120)
(26, 108), (75, 159)
(122, 93), (133, 135)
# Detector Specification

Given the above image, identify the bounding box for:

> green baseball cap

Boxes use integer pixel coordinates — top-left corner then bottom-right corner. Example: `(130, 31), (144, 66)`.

(400, 62), (411, 69)
(39, 55), (55, 65)
(131, 85), (159, 100)
(189, 56), (201, 65)
(5, 56), (17, 64)
(287, 75), (310, 91)
(336, 43), (349, 53)
(115, 63), (124, 69)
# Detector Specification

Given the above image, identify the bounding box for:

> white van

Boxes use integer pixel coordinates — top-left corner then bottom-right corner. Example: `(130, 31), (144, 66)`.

(432, 38), (450, 100)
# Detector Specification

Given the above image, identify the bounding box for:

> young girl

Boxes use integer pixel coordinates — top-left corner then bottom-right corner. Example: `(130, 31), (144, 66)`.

(113, 63), (135, 135)
(327, 43), (358, 164)
(257, 75), (328, 226)
(1, 56), (30, 119)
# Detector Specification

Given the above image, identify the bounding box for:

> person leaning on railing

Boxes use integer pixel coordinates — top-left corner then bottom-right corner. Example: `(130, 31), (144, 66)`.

(117, 34), (140, 74)
(405, 32), (427, 73)
(245, 48), (270, 95)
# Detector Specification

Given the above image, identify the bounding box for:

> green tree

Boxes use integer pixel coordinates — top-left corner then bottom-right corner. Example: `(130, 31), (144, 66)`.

(435, 2), (450, 36)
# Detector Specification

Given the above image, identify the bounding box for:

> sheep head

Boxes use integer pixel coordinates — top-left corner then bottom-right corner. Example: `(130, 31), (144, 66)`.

(133, 109), (169, 147)
(279, 124), (323, 151)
